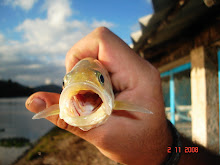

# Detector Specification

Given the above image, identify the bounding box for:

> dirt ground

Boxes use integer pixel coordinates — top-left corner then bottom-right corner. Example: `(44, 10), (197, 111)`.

(13, 127), (118, 165)
(13, 122), (192, 165)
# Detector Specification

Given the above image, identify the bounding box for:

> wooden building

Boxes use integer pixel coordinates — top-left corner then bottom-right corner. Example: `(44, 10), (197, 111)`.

(131, 0), (220, 153)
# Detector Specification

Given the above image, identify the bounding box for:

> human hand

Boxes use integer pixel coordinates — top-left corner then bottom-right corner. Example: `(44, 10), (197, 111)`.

(26, 27), (172, 165)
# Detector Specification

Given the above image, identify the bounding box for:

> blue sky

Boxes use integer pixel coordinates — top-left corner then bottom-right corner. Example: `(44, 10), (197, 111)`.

(0, 0), (153, 87)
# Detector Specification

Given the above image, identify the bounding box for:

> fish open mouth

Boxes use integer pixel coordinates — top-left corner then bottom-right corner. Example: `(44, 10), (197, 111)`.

(70, 90), (103, 117)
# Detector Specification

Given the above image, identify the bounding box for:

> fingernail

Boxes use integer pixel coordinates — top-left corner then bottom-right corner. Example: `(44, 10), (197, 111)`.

(28, 98), (46, 112)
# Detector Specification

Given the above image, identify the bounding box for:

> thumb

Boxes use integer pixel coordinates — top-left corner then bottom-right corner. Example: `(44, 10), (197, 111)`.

(26, 92), (60, 113)
(25, 92), (93, 139)
(26, 92), (76, 132)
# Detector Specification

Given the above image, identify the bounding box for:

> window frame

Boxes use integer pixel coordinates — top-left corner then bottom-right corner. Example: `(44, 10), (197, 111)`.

(161, 62), (191, 125)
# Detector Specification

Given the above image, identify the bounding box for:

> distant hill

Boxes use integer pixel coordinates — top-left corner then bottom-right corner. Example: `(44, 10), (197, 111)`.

(0, 80), (35, 97)
(0, 80), (62, 98)
(34, 84), (62, 94)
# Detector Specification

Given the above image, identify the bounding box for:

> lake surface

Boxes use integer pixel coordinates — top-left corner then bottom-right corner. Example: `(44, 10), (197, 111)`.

(0, 97), (54, 165)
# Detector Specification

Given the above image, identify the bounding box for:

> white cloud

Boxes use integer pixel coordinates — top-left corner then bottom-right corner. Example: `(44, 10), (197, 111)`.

(14, 0), (115, 56)
(4, 64), (65, 86)
(91, 19), (115, 29)
(42, 0), (72, 26)
(0, 0), (115, 86)
(4, 0), (38, 11)
(145, 0), (152, 4)
(0, 33), (5, 45)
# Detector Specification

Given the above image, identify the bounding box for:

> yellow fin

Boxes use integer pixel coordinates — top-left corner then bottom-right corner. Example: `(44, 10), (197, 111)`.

(113, 101), (153, 114)
(32, 104), (60, 119)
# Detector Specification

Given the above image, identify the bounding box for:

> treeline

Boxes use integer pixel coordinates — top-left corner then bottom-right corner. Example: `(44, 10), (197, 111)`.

(0, 79), (62, 98)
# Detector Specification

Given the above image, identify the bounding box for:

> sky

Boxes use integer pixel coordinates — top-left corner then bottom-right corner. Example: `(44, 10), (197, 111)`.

(0, 0), (153, 87)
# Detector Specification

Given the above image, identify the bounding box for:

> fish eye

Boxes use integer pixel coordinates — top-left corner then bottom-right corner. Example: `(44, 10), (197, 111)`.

(62, 80), (65, 88)
(94, 70), (105, 85)
(99, 74), (104, 84)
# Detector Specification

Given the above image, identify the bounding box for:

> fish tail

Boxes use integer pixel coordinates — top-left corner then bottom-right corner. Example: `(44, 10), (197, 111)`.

(113, 101), (153, 114)
(32, 104), (60, 119)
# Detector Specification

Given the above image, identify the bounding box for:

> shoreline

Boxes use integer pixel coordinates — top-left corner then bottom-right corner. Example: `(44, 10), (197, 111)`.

(12, 126), (117, 165)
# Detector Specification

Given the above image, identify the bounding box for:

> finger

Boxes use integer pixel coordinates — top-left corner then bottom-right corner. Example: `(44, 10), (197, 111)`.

(65, 27), (141, 74)
(26, 92), (84, 134)
(65, 27), (149, 93)
(26, 92), (60, 113)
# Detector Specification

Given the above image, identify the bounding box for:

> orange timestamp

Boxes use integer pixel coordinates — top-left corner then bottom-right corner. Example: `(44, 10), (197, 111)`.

(167, 147), (199, 153)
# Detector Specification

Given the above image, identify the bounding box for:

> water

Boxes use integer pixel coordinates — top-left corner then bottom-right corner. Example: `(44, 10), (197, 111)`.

(0, 97), (54, 165)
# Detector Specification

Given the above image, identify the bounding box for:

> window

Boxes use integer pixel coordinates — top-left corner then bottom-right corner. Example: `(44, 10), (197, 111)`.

(161, 63), (191, 138)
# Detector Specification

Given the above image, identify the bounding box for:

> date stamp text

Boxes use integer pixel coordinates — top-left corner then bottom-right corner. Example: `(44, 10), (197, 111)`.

(167, 147), (199, 153)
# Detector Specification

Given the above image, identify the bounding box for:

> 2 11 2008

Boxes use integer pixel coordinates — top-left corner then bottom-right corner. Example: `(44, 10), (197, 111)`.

(167, 147), (198, 153)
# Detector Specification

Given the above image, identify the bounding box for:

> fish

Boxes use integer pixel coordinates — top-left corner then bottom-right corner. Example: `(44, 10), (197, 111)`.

(32, 57), (153, 131)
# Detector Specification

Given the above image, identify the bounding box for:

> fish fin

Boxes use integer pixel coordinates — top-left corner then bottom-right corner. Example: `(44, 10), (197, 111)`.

(113, 101), (153, 114)
(32, 104), (60, 119)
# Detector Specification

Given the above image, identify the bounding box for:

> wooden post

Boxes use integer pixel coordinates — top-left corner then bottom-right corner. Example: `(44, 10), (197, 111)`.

(190, 46), (219, 153)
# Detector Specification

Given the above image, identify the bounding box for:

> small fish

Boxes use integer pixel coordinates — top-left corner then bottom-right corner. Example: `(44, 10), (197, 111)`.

(32, 58), (152, 131)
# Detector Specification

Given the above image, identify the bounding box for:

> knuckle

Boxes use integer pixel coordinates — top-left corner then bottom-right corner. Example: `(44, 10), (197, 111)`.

(93, 27), (111, 39)
(54, 116), (79, 133)
(148, 64), (161, 82)
(32, 91), (44, 96)
(65, 47), (75, 64)
(56, 118), (68, 130)
(94, 26), (110, 34)
(154, 68), (161, 81)
(153, 68), (162, 87)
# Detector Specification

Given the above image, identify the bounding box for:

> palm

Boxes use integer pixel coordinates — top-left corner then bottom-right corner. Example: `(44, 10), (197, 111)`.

(26, 27), (170, 165)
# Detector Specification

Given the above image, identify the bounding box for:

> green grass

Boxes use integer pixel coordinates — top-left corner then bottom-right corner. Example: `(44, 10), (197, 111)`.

(25, 126), (72, 161)
(0, 137), (30, 147)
